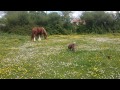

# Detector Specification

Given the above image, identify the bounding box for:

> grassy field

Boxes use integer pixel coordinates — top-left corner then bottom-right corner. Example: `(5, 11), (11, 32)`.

(0, 33), (120, 79)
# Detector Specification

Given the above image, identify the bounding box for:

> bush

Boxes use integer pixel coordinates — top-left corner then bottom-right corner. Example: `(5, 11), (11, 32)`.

(3, 25), (33, 35)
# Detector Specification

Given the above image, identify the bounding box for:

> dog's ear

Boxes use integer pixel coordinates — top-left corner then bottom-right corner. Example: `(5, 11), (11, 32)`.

(73, 42), (76, 44)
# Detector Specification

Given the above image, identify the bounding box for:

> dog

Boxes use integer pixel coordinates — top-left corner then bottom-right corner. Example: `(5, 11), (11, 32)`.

(68, 42), (76, 52)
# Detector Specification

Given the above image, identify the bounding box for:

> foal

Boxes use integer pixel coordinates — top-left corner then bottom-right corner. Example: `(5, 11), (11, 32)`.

(31, 27), (47, 41)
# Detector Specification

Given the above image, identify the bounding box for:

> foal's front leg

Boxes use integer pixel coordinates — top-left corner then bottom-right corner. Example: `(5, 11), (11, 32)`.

(38, 35), (41, 41)
(33, 34), (36, 41)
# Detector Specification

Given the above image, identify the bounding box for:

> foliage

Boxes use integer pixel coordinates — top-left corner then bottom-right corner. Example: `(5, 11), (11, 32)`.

(79, 11), (120, 33)
(0, 11), (75, 35)
(0, 11), (120, 35)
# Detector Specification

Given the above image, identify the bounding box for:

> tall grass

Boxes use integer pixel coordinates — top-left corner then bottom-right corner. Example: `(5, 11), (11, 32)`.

(0, 33), (120, 79)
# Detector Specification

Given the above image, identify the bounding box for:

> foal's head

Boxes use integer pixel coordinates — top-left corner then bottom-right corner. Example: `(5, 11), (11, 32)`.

(42, 27), (47, 39)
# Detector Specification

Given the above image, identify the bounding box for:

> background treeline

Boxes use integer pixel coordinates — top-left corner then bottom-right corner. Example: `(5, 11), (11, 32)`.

(0, 11), (120, 35)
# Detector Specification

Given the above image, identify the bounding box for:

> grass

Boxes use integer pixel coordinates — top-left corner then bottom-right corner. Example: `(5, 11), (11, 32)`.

(0, 33), (120, 79)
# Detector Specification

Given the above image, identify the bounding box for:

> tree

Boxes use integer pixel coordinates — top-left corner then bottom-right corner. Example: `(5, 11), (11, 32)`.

(4, 11), (29, 26)
(80, 11), (115, 33)
(61, 11), (72, 22)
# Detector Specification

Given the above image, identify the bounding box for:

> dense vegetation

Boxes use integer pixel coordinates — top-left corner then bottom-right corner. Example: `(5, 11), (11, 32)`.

(0, 11), (120, 35)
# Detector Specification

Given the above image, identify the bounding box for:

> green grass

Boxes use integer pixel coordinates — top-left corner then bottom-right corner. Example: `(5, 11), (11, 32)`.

(0, 33), (120, 79)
